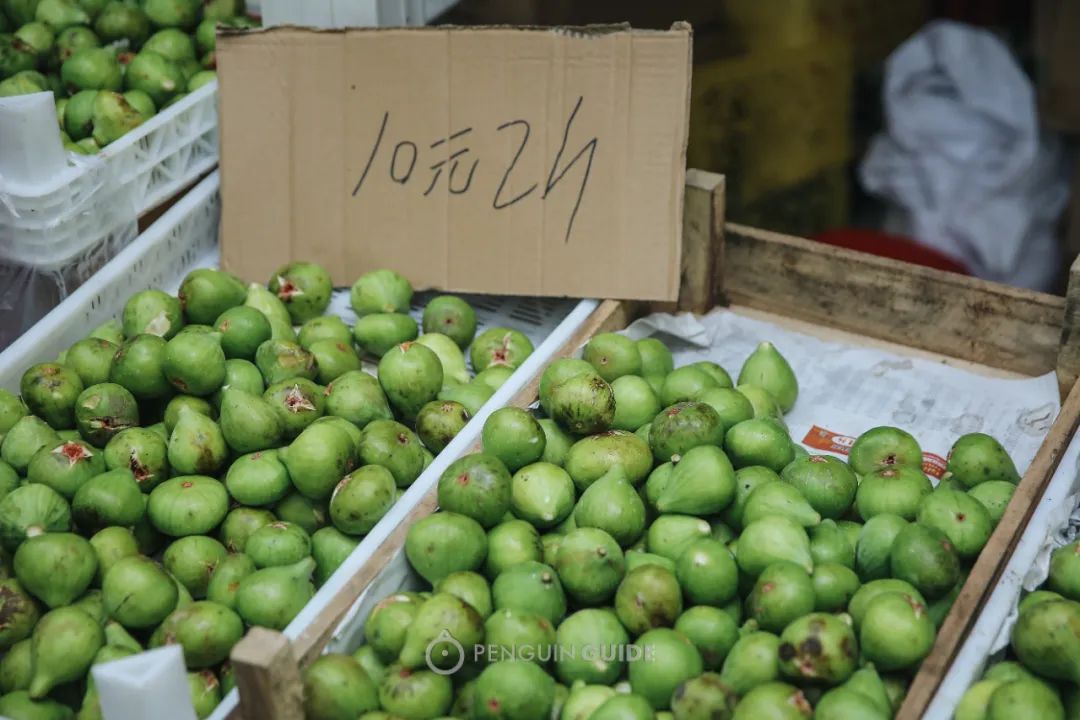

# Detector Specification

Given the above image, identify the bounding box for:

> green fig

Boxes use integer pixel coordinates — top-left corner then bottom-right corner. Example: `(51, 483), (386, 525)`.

(615, 564), (683, 635)
(780, 455), (857, 520)
(405, 512), (487, 584)
(303, 653), (378, 720)
(917, 488), (993, 559)
(102, 554), (177, 629)
(549, 374), (615, 436)
(738, 342), (798, 412)
(809, 520), (855, 568)
(352, 645), (386, 686)
(735, 516), (813, 575)
(308, 340), (362, 385)
(74, 382), (139, 447)
(670, 672), (736, 719)
(163, 332), (226, 396)
(490, 561), (564, 623)
(267, 262), (332, 325)
(555, 609), (629, 685)
(849, 426), (923, 475)
(244, 521), (310, 569)
(93, 1), (149, 46)
(471, 327), (534, 372)
(561, 683), (617, 720)
(0, 639), (32, 693)
(378, 342), (443, 422)
(421, 295), (476, 348)
(674, 607), (738, 672)
(61, 46), (120, 91)
(0, 390), (28, 446)
(310, 527), (357, 586)
(848, 578), (925, 630)
(611, 375), (662, 432)
(90, 89), (144, 146)
(647, 515), (712, 562)
(414, 332), (469, 386)
(583, 333), (642, 382)
(814, 687), (889, 720)
(947, 432), (1020, 488)
(163, 535), (227, 599)
(742, 481), (821, 528)
(64, 337), (118, 387)
(538, 358), (595, 416)
(245, 282), (296, 342)
(747, 562), (814, 633)
(28, 606), (103, 699)
(223, 449), (290, 507)
(378, 665), (453, 719)
(71, 467), (144, 532)
(234, 557), (316, 631)
(279, 422), (355, 500)
(204, 552), (255, 610)
(655, 445), (735, 516)
(555, 528), (624, 605)
(483, 607), (555, 665)
(564, 430), (652, 491)
(859, 591), (934, 671)
(414, 401), (469, 454)
(435, 570), (492, 619)
(637, 338), (674, 377)
(89, 526), (139, 584)
(987, 680), (1065, 720)
(437, 453), (511, 529)
(263, 378), (325, 438)
(472, 660), (554, 720)
(398, 592), (484, 670)
(968, 480), (1015, 526)
(0, 580), (39, 650)
(148, 475), (228, 536)
(1, 416), (60, 475)
(15, 532), (95, 608)
(485, 519), (542, 578)
(0, 484), (71, 551)
(721, 466), (781, 530)
(298, 315), (352, 350)
(650, 402), (724, 464)
(854, 514), (907, 581)
(151, 600), (243, 668)
(213, 306), (272, 360)
(889, 523), (960, 600)
(123, 290), (184, 339)
(628, 628), (703, 709)
(856, 466), (932, 521)
(482, 407), (545, 473)
(218, 387), (282, 453)
(438, 382), (495, 417)
(474, 366), (514, 391)
(350, 269), (413, 316)
(364, 592), (423, 662)
(21, 362), (84, 430)
(574, 469), (646, 547)
(1011, 599), (1080, 683)
(777, 612), (856, 684)
(509, 462), (574, 530)
(109, 334), (172, 401)
(719, 631), (781, 695)
(675, 538), (738, 606)
(723, 418), (793, 472)
(179, 269), (248, 326)
(660, 366), (717, 407)
(27, 440), (104, 499)
(324, 370), (391, 430)
(329, 465), (396, 536)
(537, 419), (573, 466)
(272, 493), (327, 535)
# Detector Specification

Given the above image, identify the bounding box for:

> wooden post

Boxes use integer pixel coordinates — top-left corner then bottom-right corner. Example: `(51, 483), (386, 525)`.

(1057, 253), (1080, 395)
(673, 170), (725, 313)
(231, 627), (304, 720)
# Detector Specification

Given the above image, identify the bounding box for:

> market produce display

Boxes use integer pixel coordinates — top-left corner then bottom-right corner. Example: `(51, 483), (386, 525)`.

(955, 534), (1080, 719)
(302, 334), (1024, 720)
(0, 262), (535, 719)
(0, 0), (255, 154)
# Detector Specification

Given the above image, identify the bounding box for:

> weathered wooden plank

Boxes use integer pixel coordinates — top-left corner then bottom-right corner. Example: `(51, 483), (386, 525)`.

(1057, 253), (1080, 393)
(897, 379), (1080, 719)
(231, 628), (304, 720)
(724, 223), (1066, 378)
(667, 170), (725, 314)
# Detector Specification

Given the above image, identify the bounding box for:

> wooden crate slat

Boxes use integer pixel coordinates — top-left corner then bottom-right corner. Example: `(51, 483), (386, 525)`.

(723, 222), (1067, 379)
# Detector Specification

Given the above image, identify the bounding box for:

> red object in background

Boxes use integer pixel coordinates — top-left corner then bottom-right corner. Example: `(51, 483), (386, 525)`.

(812, 228), (971, 275)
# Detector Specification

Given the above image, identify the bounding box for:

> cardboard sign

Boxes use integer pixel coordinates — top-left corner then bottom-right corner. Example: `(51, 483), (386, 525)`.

(216, 24), (692, 300)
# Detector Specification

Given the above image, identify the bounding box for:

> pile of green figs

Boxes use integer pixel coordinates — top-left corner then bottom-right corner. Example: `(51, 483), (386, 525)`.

(300, 332), (1023, 720)
(956, 530), (1080, 719)
(0, 261), (537, 720)
(0, 0), (257, 153)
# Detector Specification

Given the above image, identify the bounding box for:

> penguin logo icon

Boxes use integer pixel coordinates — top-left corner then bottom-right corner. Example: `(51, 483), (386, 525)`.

(426, 629), (465, 676)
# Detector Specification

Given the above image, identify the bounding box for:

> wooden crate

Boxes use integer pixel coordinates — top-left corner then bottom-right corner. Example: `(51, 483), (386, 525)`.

(225, 171), (1080, 720)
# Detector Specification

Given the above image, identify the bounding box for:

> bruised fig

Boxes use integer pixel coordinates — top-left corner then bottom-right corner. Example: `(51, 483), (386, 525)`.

(437, 453), (512, 529)
(778, 612), (857, 685)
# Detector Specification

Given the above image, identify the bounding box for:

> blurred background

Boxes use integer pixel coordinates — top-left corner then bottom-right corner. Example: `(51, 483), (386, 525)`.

(437, 0), (1080, 294)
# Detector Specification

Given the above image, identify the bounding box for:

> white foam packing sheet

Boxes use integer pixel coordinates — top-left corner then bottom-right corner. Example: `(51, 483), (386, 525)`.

(621, 308), (1060, 477)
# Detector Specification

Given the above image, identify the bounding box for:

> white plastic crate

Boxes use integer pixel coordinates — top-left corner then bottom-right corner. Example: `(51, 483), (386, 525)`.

(260, 0), (458, 27)
(0, 169), (598, 720)
(0, 81), (218, 269)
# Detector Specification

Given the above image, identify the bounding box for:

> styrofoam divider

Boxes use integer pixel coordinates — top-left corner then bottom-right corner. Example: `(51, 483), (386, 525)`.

(0, 81), (218, 268)
(926, 434), (1080, 718)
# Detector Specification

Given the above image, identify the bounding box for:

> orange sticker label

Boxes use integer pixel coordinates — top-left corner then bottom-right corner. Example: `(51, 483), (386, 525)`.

(801, 425), (948, 479)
